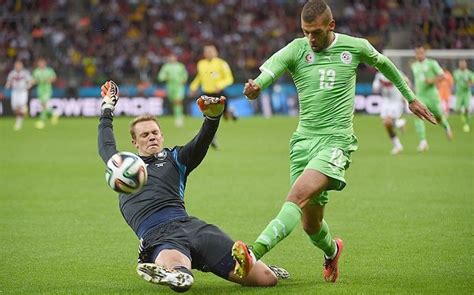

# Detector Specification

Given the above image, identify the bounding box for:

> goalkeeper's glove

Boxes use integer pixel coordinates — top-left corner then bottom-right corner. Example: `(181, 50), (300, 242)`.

(196, 95), (226, 118)
(100, 80), (119, 112)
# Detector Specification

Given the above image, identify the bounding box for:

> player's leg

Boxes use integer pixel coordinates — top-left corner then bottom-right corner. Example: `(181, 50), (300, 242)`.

(300, 144), (353, 282)
(169, 86), (184, 127)
(11, 92), (26, 130)
(36, 93), (50, 129)
(414, 118), (428, 151)
(459, 93), (471, 132)
(190, 218), (280, 287)
(383, 116), (403, 155)
(245, 135), (325, 262)
(239, 169), (328, 260)
(428, 98), (452, 139)
(137, 249), (194, 292)
(173, 99), (184, 127)
(302, 202), (343, 282)
(136, 222), (194, 292)
(234, 135), (355, 279)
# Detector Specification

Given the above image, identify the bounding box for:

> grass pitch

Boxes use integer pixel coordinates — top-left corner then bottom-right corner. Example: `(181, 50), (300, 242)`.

(0, 115), (472, 294)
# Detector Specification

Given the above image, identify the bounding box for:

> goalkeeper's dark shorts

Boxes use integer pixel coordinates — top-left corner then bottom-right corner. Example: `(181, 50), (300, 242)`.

(138, 216), (235, 279)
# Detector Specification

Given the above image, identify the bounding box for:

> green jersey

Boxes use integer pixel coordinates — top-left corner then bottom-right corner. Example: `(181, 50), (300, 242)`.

(255, 33), (414, 135)
(158, 62), (188, 88)
(411, 58), (443, 101)
(32, 67), (56, 95)
(453, 68), (473, 95)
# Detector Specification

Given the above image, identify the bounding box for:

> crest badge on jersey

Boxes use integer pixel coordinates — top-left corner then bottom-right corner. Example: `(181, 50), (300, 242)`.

(305, 52), (315, 64)
(155, 151), (167, 160)
(340, 51), (352, 64)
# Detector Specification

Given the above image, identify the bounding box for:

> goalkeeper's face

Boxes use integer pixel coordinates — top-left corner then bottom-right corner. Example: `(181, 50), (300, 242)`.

(132, 121), (164, 157)
(301, 16), (335, 53)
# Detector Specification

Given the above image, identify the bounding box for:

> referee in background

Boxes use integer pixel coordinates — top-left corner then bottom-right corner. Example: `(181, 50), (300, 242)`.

(190, 43), (237, 148)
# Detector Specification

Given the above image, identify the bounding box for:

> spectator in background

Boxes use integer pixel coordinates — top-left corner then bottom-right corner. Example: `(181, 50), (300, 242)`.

(0, 1), (472, 86)
(437, 65), (454, 116)
(31, 58), (58, 129)
(5, 60), (32, 130)
(157, 53), (188, 127)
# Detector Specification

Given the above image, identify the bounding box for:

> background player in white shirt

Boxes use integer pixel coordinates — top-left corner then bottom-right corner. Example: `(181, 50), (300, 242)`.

(5, 60), (32, 130)
(372, 72), (408, 155)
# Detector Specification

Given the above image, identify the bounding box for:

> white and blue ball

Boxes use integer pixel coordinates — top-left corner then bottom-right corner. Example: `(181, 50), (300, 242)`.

(105, 152), (147, 194)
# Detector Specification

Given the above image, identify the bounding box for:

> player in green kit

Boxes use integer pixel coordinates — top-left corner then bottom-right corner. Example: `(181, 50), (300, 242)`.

(453, 59), (473, 133)
(158, 53), (188, 127)
(231, 0), (436, 283)
(31, 58), (57, 129)
(411, 46), (453, 151)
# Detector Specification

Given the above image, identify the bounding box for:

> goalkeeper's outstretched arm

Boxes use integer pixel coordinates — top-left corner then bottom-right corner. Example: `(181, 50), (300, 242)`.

(98, 109), (118, 164)
(178, 96), (225, 174)
(98, 81), (120, 163)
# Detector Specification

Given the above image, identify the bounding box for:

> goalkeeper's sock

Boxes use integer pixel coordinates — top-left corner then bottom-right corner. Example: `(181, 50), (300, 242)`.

(308, 219), (337, 258)
(414, 118), (426, 140)
(252, 202), (302, 260)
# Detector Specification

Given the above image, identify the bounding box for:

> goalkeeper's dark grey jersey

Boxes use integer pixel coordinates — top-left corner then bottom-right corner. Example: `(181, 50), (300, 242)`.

(98, 109), (220, 237)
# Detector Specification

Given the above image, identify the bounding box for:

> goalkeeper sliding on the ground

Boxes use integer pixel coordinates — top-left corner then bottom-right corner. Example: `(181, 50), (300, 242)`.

(98, 81), (289, 293)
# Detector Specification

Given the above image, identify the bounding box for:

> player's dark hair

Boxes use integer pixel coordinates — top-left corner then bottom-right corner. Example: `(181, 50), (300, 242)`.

(130, 114), (161, 139)
(302, 0), (330, 23)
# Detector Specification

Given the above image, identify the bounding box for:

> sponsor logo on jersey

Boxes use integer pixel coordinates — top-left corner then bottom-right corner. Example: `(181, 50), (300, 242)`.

(155, 162), (166, 168)
(340, 51), (352, 64)
(305, 53), (315, 64)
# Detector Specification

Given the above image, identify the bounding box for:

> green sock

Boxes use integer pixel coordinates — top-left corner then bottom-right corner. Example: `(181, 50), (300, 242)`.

(252, 202), (302, 260)
(308, 219), (336, 257)
(440, 115), (450, 131)
(463, 111), (470, 125)
(173, 105), (183, 119)
(414, 118), (426, 140)
(40, 108), (52, 121)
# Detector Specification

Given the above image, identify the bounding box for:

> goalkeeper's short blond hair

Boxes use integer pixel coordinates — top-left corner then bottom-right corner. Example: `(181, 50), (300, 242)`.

(129, 115), (161, 139)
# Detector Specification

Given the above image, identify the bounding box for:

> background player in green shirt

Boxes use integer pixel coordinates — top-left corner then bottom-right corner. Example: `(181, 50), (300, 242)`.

(411, 46), (453, 151)
(158, 53), (188, 127)
(231, 0), (436, 283)
(453, 59), (473, 133)
(31, 57), (57, 129)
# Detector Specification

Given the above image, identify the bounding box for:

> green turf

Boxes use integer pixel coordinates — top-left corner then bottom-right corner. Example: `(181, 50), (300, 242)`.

(0, 115), (472, 294)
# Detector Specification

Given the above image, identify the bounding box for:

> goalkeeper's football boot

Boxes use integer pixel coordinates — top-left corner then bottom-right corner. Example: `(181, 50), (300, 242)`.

(232, 240), (256, 278)
(268, 265), (290, 280)
(137, 263), (193, 292)
(323, 238), (344, 283)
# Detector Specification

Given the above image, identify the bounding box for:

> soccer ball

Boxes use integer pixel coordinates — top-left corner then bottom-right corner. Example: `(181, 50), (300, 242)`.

(105, 152), (148, 194)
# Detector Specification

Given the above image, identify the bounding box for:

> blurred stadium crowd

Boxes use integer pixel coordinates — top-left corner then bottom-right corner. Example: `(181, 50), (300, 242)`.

(1, 0), (473, 88)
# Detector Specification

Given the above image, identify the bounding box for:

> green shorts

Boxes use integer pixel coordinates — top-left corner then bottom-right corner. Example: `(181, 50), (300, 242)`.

(167, 86), (185, 102)
(455, 92), (471, 111)
(289, 132), (358, 206)
(38, 90), (52, 103)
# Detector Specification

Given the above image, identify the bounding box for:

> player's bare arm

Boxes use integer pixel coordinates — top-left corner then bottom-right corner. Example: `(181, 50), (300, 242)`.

(409, 99), (437, 124)
(243, 79), (261, 100)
